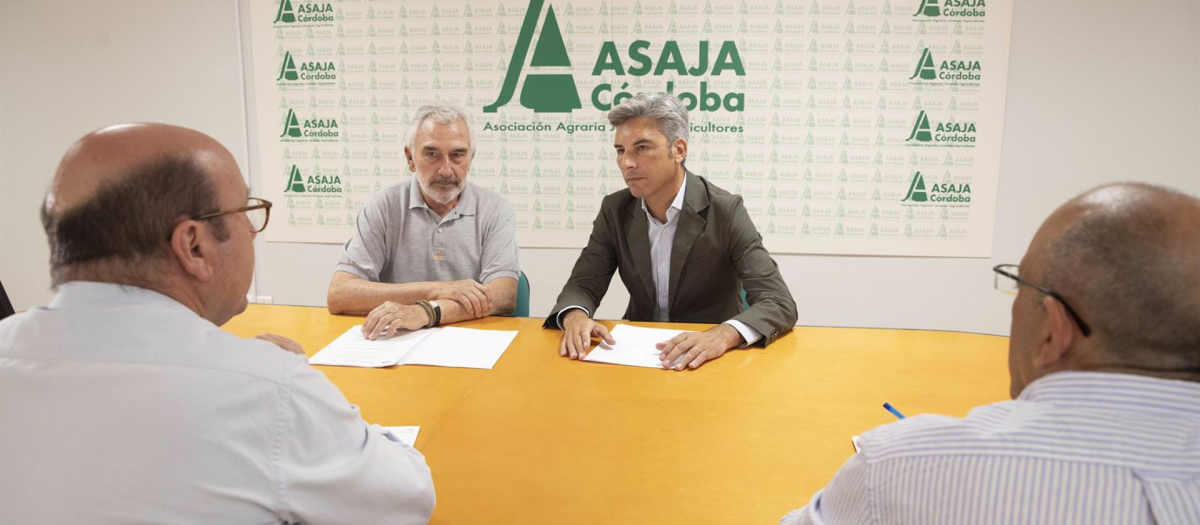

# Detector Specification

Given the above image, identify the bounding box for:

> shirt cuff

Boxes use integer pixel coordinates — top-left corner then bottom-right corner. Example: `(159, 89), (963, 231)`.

(723, 320), (762, 347)
(556, 306), (591, 329)
(333, 264), (375, 282)
(480, 270), (519, 284)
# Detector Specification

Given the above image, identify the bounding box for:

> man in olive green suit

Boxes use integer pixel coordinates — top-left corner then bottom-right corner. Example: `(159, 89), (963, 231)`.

(545, 93), (798, 371)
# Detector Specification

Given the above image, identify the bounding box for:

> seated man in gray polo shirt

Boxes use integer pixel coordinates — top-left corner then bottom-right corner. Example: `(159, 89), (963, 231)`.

(328, 103), (519, 339)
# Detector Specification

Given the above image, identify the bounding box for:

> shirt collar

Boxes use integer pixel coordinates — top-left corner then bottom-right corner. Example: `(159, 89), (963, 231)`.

(1018, 370), (1200, 417)
(407, 175), (427, 210)
(47, 281), (195, 316)
(640, 173), (687, 216)
(407, 175), (476, 216)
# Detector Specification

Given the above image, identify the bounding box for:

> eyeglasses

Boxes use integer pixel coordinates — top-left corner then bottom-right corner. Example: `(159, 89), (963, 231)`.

(193, 197), (272, 233)
(993, 264), (1092, 337)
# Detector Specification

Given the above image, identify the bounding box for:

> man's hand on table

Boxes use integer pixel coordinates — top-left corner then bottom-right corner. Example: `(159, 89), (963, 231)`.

(256, 334), (305, 356)
(656, 324), (743, 370)
(559, 309), (615, 360)
(432, 279), (492, 319)
(361, 301), (431, 340)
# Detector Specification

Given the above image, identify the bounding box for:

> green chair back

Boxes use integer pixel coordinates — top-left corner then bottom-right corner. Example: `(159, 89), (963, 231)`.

(514, 271), (530, 317)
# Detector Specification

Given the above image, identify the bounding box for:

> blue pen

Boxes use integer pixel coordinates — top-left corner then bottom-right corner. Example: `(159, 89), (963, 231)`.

(883, 402), (906, 419)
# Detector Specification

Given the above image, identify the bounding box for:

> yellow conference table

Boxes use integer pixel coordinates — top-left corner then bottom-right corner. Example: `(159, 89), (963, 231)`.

(223, 305), (1009, 525)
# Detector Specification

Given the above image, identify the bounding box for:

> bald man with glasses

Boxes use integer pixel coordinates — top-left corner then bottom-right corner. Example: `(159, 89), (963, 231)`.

(0, 124), (434, 525)
(781, 182), (1200, 525)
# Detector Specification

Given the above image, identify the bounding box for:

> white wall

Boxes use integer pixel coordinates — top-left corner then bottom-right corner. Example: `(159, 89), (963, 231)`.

(0, 1), (252, 311)
(3, 1), (1198, 337)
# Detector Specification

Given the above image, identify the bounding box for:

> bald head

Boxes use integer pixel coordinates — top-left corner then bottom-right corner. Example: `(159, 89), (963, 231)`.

(43, 123), (242, 286)
(48, 123), (233, 213)
(1030, 182), (1200, 368)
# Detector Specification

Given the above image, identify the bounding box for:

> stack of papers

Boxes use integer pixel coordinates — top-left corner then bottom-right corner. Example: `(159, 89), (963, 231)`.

(583, 324), (690, 369)
(310, 325), (518, 370)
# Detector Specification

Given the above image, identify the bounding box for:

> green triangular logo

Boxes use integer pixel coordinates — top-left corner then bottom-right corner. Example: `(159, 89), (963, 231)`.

(285, 165), (306, 193)
(910, 48), (937, 80)
(274, 0), (296, 23)
(280, 109), (302, 138)
(277, 51), (298, 81)
(914, 0), (941, 17)
(902, 171), (928, 202)
(906, 111), (932, 142)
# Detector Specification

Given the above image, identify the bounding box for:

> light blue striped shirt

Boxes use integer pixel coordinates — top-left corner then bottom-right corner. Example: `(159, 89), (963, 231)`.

(781, 371), (1200, 525)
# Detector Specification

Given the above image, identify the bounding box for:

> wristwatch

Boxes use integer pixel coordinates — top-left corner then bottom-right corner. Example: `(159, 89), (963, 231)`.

(428, 300), (442, 327)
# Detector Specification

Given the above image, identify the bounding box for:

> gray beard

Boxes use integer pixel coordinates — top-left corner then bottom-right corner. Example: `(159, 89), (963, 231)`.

(421, 181), (463, 205)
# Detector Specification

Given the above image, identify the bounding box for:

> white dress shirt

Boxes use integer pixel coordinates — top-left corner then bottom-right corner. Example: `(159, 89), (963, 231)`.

(560, 176), (762, 345)
(0, 282), (435, 525)
(781, 371), (1200, 525)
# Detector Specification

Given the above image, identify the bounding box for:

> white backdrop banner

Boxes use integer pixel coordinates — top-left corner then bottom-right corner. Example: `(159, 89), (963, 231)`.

(245, 0), (1011, 256)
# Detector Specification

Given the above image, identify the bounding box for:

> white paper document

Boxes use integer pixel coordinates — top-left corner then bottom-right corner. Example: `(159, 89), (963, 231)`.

(405, 327), (518, 369)
(583, 324), (690, 369)
(384, 426), (420, 447)
(309, 328), (434, 367)
(309, 325), (517, 370)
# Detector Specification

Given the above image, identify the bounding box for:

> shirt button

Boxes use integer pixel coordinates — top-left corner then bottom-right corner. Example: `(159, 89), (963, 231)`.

(438, 228), (443, 233)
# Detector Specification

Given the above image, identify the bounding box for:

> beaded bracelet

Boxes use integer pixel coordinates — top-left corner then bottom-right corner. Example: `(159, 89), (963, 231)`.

(415, 300), (436, 329)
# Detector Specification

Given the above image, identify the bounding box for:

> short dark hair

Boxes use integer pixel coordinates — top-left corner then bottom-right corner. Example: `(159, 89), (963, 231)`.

(1042, 184), (1200, 367)
(41, 156), (229, 285)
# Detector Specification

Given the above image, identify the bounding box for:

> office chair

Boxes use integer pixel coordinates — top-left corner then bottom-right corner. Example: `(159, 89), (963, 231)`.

(514, 271), (531, 318)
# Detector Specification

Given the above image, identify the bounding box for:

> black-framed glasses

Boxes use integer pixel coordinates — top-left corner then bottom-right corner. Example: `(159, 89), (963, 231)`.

(993, 264), (1092, 337)
(193, 197), (272, 233)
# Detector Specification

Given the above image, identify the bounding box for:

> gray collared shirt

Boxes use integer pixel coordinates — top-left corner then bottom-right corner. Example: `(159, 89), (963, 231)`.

(336, 175), (519, 285)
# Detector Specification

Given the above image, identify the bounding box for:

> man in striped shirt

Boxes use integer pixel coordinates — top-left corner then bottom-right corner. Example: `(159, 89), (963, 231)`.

(781, 182), (1200, 525)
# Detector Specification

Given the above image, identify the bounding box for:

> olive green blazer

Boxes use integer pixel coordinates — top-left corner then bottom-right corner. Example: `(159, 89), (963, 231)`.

(545, 173), (797, 346)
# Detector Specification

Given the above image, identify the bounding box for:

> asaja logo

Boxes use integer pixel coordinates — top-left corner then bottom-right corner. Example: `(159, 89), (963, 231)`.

(284, 165), (343, 194)
(280, 109), (302, 138)
(273, 0), (295, 23)
(276, 51), (337, 83)
(913, 0), (987, 18)
(902, 171), (972, 204)
(590, 40), (745, 112)
(906, 111), (977, 146)
(485, 0), (580, 113)
(486, 0), (746, 114)
(274, 1), (335, 24)
(913, 0), (941, 17)
(279, 108), (340, 141)
(910, 48), (981, 83)
(910, 49), (938, 80)
(277, 52), (298, 81)
(285, 165), (306, 192)
(906, 111), (933, 142)
(902, 171), (929, 201)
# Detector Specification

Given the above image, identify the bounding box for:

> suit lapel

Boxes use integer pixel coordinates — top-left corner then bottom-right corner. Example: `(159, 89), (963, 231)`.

(668, 173), (709, 311)
(626, 200), (658, 309)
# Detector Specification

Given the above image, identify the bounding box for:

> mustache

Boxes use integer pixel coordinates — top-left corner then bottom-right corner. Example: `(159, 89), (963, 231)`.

(430, 176), (460, 186)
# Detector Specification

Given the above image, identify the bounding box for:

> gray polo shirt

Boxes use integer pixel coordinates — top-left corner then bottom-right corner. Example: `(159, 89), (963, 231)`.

(335, 176), (519, 285)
